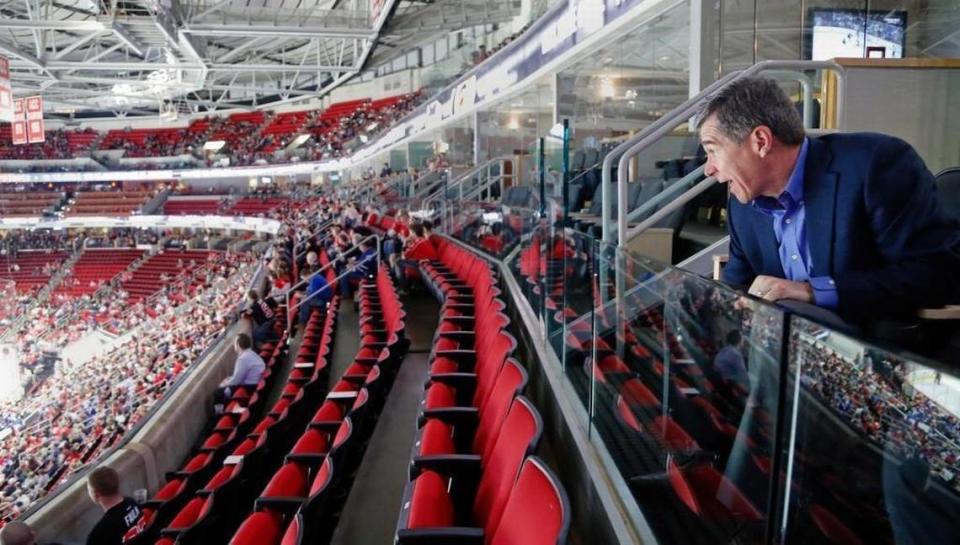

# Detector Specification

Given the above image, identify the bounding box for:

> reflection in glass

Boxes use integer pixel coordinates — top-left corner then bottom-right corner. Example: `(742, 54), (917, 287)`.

(786, 318), (960, 545)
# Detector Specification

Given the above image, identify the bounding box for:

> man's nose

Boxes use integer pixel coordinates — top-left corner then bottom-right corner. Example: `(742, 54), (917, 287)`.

(704, 161), (718, 178)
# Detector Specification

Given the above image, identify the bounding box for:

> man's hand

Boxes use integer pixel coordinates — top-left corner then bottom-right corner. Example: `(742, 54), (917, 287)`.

(748, 275), (814, 303)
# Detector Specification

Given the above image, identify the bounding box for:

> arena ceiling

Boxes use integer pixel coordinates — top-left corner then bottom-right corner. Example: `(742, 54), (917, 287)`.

(0, 0), (521, 118)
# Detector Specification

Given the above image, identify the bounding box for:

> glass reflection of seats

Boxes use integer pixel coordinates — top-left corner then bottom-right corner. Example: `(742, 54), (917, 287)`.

(785, 321), (960, 545)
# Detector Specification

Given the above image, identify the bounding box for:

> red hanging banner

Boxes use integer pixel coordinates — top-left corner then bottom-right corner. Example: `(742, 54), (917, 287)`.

(0, 56), (11, 123)
(11, 98), (26, 145)
(25, 95), (44, 144)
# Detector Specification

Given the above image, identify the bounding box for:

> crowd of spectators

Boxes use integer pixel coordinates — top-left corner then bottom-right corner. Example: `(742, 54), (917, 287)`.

(2, 93), (423, 177)
(0, 252), (255, 523)
(799, 336), (960, 493)
(0, 128), (98, 161)
(302, 93), (422, 163)
(469, 24), (531, 66)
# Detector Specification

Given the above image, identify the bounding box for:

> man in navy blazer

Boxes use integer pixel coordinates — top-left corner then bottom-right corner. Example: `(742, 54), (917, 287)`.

(698, 77), (960, 320)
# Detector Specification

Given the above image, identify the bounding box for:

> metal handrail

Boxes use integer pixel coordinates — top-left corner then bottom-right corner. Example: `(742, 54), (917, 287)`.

(603, 60), (846, 245)
(599, 71), (740, 243)
(284, 233), (380, 332)
(296, 218), (334, 250)
(409, 170), (448, 200)
(624, 164), (706, 226)
(423, 156), (513, 210)
(625, 176), (717, 241)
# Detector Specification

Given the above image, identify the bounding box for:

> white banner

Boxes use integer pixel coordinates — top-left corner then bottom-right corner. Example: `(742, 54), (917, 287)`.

(0, 214), (283, 235)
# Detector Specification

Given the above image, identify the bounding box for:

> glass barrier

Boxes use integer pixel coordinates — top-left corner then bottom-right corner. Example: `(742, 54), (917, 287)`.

(782, 316), (960, 545)
(504, 222), (960, 545)
(586, 243), (785, 544)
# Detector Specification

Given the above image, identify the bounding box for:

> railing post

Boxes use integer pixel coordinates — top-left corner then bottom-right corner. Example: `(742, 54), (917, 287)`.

(561, 119), (570, 225)
(538, 139), (546, 217)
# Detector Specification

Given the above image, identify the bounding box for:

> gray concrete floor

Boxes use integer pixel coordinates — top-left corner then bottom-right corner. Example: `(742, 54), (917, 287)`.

(329, 292), (439, 545)
(329, 302), (361, 385)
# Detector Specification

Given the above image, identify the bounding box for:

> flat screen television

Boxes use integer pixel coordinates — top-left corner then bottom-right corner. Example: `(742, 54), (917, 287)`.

(808, 8), (907, 61)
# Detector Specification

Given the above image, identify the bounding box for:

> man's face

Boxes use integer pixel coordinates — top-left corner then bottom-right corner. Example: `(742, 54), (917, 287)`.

(700, 115), (766, 204)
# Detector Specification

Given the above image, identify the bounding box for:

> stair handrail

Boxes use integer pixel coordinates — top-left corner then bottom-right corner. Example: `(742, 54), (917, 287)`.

(422, 156), (513, 211)
(602, 60), (846, 246)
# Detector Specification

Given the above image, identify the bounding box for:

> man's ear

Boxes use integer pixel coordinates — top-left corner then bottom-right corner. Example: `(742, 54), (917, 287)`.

(751, 125), (774, 158)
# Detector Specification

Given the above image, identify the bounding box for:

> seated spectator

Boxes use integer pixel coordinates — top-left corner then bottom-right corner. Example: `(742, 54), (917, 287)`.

(338, 238), (377, 300)
(393, 223), (437, 294)
(245, 290), (279, 347)
(297, 265), (332, 327)
(712, 330), (749, 391)
(86, 467), (142, 545)
(213, 333), (266, 413)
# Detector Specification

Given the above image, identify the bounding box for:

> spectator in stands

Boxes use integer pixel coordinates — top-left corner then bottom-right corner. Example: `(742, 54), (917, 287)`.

(1, 521), (37, 545)
(699, 76), (960, 321)
(85, 467), (141, 545)
(712, 329), (749, 390)
(297, 265), (332, 327)
(245, 290), (279, 347)
(338, 238), (377, 300)
(213, 333), (266, 413)
(393, 223), (437, 294)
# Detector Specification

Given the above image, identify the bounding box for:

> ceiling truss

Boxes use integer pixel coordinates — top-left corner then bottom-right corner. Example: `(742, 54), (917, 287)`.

(0, 0), (523, 118)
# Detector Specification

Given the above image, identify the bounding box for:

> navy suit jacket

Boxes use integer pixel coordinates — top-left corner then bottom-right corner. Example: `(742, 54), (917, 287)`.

(722, 133), (960, 320)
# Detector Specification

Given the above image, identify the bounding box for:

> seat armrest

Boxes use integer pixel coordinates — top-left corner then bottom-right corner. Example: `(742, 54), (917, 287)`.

(917, 305), (960, 319)
(436, 330), (474, 342)
(434, 349), (476, 363)
(410, 454), (482, 479)
(418, 407), (478, 428)
(396, 527), (484, 545)
(284, 453), (328, 465)
(427, 372), (477, 388)
(254, 496), (306, 512)
(308, 420), (342, 431)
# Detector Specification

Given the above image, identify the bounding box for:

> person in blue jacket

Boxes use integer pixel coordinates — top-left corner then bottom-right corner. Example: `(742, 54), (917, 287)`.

(697, 76), (960, 321)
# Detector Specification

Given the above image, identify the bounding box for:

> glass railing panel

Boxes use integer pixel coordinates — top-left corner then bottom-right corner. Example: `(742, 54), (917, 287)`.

(445, 199), (533, 262)
(781, 316), (960, 545)
(585, 243), (786, 545)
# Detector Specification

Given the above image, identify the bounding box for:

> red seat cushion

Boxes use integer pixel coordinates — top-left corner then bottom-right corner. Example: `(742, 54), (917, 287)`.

(231, 511), (283, 545)
(290, 429), (330, 455)
(407, 471), (455, 528)
(423, 383), (457, 410)
(417, 419), (455, 456)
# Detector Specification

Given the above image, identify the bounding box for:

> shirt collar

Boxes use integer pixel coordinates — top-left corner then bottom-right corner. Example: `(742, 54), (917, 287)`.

(752, 137), (809, 215)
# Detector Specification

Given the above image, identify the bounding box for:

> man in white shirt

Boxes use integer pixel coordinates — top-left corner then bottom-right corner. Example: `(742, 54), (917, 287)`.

(213, 333), (266, 413)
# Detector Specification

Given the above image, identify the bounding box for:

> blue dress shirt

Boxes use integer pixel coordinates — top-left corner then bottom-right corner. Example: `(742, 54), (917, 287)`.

(751, 138), (838, 308)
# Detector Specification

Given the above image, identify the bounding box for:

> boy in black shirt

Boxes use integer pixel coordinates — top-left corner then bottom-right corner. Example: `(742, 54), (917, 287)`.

(245, 289), (279, 347)
(86, 467), (141, 545)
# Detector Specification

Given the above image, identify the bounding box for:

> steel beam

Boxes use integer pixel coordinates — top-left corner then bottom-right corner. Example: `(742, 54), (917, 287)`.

(184, 24), (374, 40)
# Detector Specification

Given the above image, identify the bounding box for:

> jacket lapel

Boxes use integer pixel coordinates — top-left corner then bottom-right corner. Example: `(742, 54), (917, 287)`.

(803, 137), (838, 276)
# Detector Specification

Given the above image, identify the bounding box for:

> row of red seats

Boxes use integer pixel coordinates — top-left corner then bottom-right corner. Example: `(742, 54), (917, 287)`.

(54, 248), (144, 296)
(123, 329), (293, 545)
(394, 236), (570, 545)
(0, 250), (69, 292)
(227, 265), (409, 544)
(162, 198), (225, 215)
(122, 250), (216, 303)
(227, 198), (287, 216)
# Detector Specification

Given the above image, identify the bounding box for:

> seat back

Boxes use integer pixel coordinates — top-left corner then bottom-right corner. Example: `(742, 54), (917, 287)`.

(488, 457), (570, 545)
(474, 396), (543, 536)
(228, 511), (283, 545)
(936, 167), (960, 219)
(474, 359), (529, 460)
